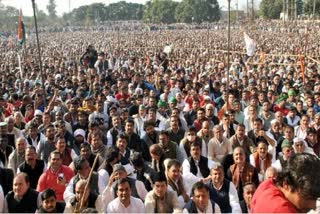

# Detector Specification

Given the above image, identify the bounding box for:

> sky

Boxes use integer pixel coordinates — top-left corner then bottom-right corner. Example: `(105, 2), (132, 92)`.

(2, 0), (261, 17)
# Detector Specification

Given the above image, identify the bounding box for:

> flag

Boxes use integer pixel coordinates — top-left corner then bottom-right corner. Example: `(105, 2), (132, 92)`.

(17, 9), (26, 47)
(298, 49), (305, 84)
(163, 44), (174, 55)
(243, 32), (256, 57)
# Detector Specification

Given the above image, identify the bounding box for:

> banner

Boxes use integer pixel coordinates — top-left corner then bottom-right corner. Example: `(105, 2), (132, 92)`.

(243, 32), (256, 57)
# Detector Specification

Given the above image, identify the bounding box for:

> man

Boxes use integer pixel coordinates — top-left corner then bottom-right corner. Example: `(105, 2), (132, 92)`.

(88, 100), (109, 129)
(18, 146), (46, 189)
(166, 159), (189, 208)
(184, 181), (221, 213)
(25, 121), (45, 148)
(206, 163), (241, 213)
(91, 133), (107, 158)
(259, 100), (274, 130)
(239, 183), (256, 213)
(272, 140), (294, 172)
(64, 158), (105, 203)
(227, 147), (259, 201)
(184, 99), (200, 126)
(5, 116), (23, 148)
(251, 153), (320, 213)
(249, 140), (275, 181)
(36, 124), (56, 163)
(103, 164), (148, 201)
(8, 137), (27, 173)
(205, 103), (219, 126)
(276, 125), (294, 158)
(305, 127), (320, 157)
(72, 128), (87, 156)
(145, 172), (181, 213)
(247, 118), (276, 147)
(182, 141), (215, 194)
(141, 120), (159, 147)
(166, 115), (185, 145)
(70, 142), (104, 173)
(64, 180), (104, 213)
(193, 108), (209, 132)
(207, 125), (232, 162)
(37, 150), (74, 201)
(130, 152), (157, 191)
(4, 173), (40, 213)
(107, 178), (145, 213)
(36, 188), (65, 213)
(158, 130), (183, 162)
(0, 135), (14, 167)
(106, 116), (123, 148)
(124, 119), (150, 161)
(229, 124), (256, 158)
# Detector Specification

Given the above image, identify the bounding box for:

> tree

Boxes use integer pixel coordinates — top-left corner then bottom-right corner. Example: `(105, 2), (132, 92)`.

(143, 0), (179, 23)
(47, 0), (57, 19)
(297, 0), (304, 16)
(304, 0), (320, 16)
(175, 0), (220, 23)
(259, 0), (282, 19)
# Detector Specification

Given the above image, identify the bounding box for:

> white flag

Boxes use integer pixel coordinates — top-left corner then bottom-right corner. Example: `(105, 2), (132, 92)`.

(243, 32), (256, 57)
(163, 44), (174, 55)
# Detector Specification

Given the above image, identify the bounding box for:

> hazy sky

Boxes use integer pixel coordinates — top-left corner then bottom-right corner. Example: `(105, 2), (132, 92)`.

(2, 0), (261, 16)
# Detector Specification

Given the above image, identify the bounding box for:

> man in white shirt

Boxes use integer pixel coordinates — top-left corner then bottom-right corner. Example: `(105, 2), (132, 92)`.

(182, 141), (215, 194)
(107, 178), (145, 213)
(183, 181), (221, 213)
(207, 125), (232, 162)
(206, 163), (241, 213)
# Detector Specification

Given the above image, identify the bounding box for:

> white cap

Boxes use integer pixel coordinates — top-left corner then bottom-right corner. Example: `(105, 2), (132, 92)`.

(74, 129), (86, 138)
(34, 110), (43, 116)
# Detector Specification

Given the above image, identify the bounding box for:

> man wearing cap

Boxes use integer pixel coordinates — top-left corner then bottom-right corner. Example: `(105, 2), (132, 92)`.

(272, 139), (294, 172)
(273, 93), (289, 116)
(73, 129), (87, 156)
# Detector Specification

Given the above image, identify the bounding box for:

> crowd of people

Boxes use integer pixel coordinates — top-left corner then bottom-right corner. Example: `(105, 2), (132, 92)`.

(0, 19), (319, 213)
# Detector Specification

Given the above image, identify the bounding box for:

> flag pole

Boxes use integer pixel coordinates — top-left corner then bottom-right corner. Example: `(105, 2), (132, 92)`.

(226, 0), (231, 108)
(31, 0), (45, 86)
